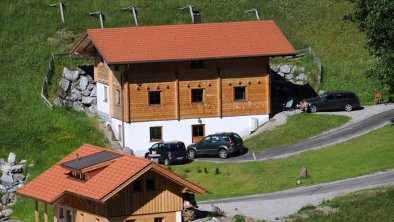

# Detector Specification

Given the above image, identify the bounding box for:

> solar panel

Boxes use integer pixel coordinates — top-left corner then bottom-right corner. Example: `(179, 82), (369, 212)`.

(61, 151), (121, 170)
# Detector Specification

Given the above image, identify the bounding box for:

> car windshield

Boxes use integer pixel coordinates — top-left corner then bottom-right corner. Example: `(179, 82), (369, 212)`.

(167, 143), (185, 151)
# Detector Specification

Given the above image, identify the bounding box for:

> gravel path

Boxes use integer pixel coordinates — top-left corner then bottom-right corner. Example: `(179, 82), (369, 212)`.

(196, 169), (394, 221)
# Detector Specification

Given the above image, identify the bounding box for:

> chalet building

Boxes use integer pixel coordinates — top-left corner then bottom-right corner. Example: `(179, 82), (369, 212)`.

(69, 20), (296, 156)
(17, 144), (205, 222)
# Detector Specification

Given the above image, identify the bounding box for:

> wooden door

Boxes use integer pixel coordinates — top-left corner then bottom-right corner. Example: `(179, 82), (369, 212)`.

(192, 124), (205, 143)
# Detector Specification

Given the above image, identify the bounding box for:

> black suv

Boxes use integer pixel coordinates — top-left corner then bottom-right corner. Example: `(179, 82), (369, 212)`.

(145, 141), (188, 165)
(187, 132), (244, 159)
(306, 91), (361, 113)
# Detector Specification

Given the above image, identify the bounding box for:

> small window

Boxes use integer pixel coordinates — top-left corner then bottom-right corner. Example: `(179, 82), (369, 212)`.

(191, 60), (204, 69)
(59, 207), (64, 219)
(149, 91), (161, 105)
(133, 180), (142, 192)
(211, 136), (221, 143)
(103, 86), (108, 102)
(118, 125), (122, 141)
(234, 86), (246, 101)
(191, 89), (203, 103)
(150, 127), (162, 141)
(192, 125), (204, 137)
(116, 89), (121, 105)
(146, 179), (156, 191)
(154, 218), (164, 222)
(222, 136), (230, 142)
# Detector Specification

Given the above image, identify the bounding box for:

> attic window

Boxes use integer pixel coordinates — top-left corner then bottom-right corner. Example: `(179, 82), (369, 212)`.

(191, 61), (204, 69)
(68, 171), (87, 181)
(133, 180), (142, 192)
(146, 179), (156, 191)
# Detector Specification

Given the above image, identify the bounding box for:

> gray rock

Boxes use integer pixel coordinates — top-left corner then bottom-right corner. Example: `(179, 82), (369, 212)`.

(0, 209), (13, 217)
(81, 90), (91, 97)
(70, 87), (82, 101)
(278, 72), (285, 77)
(290, 65), (298, 74)
(75, 76), (89, 91)
(53, 97), (62, 107)
(280, 65), (293, 74)
(296, 73), (306, 81)
(88, 104), (97, 114)
(10, 165), (24, 173)
(86, 75), (94, 83)
(12, 174), (26, 182)
(285, 74), (294, 80)
(28, 162), (35, 168)
(296, 81), (304, 85)
(300, 167), (308, 178)
(7, 186), (18, 193)
(63, 67), (80, 81)
(0, 185), (6, 193)
(7, 153), (16, 165)
(1, 175), (13, 187)
(271, 66), (279, 73)
(19, 159), (27, 165)
(72, 102), (85, 112)
(87, 82), (95, 91)
(59, 90), (67, 99)
(82, 96), (96, 105)
(59, 78), (70, 92)
(1, 164), (11, 174)
(0, 159), (4, 165)
(1, 194), (9, 205)
(90, 85), (97, 97)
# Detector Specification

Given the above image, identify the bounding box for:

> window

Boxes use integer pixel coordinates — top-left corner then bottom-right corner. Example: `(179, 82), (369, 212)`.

(103, 86), (108, 102)
(133, 180), (142, 192)
(154, 218), (164, 222)
(150, 127), (162, 141)
(192, 125), (204, 137)
(115, 89), (121, 105)
(191, 89), (203, 103)
(191, 60), (204, 69)
(149, 91), (161, 105)
(118, 125), (122, 141)
(234, 86), (246, 101)
(146, 179), (156, 191)
(59, 207), (64, 219)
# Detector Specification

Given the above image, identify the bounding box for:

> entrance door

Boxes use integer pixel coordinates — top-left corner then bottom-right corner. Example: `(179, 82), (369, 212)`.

(192, 124), (205, 143)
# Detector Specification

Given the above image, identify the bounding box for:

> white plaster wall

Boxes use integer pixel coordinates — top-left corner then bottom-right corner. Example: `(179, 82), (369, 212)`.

(176, 211), (182, 222)
(96, 82), (110, 119)
(112, 115), (269, 157)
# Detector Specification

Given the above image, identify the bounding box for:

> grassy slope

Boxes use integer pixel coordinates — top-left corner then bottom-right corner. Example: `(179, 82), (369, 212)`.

(173, 124), (394, 201)
(0, 0), (373, 221)
(245, 114), (349, 152)
(290, 186), (394, 222)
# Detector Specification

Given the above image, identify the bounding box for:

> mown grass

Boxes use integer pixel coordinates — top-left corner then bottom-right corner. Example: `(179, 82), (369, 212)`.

(245, 114), (349, 152)
(0, 0), (380, 221)
(289, 186), (394, 222)
(172, 124), (394, 201)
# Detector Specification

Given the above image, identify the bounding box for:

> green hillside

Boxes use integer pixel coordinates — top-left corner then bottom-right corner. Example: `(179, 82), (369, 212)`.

(0, 0), (374, 220)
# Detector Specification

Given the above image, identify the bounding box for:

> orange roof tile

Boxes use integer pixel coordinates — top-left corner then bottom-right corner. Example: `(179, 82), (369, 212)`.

(17, 144), (205, 204)
(73, 20), (295, 64)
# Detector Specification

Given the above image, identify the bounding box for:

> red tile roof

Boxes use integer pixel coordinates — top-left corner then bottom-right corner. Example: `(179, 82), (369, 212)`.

(73, 20), (295, 64)
(17, 144), (205, 204)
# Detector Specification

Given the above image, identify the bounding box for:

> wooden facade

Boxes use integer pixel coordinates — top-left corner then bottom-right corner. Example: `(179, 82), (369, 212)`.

(94, 55), (271, 123)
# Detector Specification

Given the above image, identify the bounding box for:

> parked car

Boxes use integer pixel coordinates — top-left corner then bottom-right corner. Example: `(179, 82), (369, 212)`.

(145, 141), (188, 165)
(187, 132), (244, 159)
(306, 90), (361, 113)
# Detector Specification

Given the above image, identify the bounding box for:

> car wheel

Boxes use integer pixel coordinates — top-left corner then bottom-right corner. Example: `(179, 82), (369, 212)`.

(188, 149), (197, 159)
(309, 105), (317, 113)
(344, 104), (353, 112)
(164, 158), (170, 166)
(218, 149), (228, 159)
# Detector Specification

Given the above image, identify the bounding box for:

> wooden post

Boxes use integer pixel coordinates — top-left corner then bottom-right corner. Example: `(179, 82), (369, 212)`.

(217, 68), (223, 118)
(35, 200), (39, 222)
(53, 205), (58, 222)
(175, 71), (180, 121)
(44, 203), (48, 222)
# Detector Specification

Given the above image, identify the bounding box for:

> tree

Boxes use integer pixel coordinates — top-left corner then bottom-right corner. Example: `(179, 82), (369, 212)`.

(353, 0), (394, 95)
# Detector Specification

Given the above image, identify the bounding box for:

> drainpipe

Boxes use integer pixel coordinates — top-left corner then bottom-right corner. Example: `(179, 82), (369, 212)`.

(120, 67), (125, 149)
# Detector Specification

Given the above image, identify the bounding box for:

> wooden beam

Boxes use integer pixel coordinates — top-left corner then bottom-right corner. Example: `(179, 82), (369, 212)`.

(217, 68), (223, 118)
(44, 203), (48, 222)
(35, 200), (39, 222)
(175, 71), (180, 121)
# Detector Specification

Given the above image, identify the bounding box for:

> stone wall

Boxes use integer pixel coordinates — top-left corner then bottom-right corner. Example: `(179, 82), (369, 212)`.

(0, 153), (31, 220)
(271, 65), (309, 85)
(53, 67), (97, 113)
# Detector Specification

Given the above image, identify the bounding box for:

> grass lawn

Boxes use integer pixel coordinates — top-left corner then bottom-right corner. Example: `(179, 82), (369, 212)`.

(171, 124), (394, 201)
(245, 114), (349, 152)
(288, 186), (394, 221)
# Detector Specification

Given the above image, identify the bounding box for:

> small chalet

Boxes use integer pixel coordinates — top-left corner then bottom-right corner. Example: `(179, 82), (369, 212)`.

(69, 20), (296, 156)
(17, 144), (205, 222)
